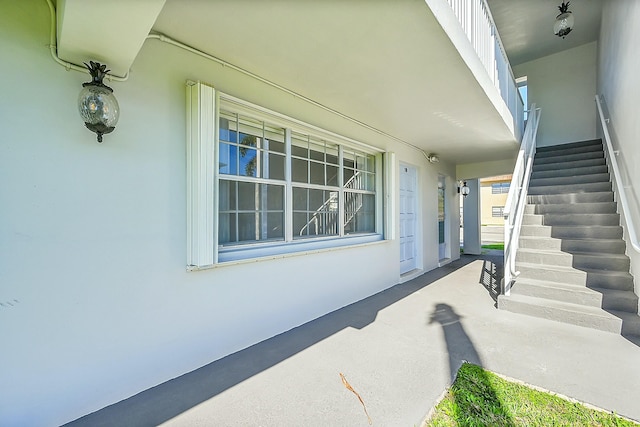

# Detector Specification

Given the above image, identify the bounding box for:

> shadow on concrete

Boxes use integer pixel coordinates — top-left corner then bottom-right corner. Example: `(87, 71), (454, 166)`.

(477, 252), (503, 307)
(65, 255), (495, 427)
(428, 303), (482, 381)
(427, 303), (514, 426)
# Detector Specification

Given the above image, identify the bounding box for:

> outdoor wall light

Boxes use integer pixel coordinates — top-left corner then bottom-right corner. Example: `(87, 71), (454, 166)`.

(458, 181), (470, 197)
(78, 61), (120, 143)
(554, 1), (574, 39)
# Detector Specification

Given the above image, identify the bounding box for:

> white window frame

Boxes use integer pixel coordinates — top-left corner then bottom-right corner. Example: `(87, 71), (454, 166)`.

(186, 81), (390, 268)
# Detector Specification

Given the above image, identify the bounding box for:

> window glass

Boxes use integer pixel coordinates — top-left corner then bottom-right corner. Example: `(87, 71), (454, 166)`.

(293, 187), (339, 238)
(216, 105), (378, 251)
(344, 193), (375, 234)
(219, 180), (284, 245)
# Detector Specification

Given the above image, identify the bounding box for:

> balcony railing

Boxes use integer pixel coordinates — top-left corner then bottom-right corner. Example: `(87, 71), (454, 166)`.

(446, 0), (524, 139)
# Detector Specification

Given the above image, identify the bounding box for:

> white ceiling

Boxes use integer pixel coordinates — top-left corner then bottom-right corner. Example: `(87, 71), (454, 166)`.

(150, 0), (517, 164)
(486, 0), (602, 66)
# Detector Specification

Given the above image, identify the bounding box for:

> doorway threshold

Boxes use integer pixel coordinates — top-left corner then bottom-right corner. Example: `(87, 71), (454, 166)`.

(399, 268), (424, 284)
(438, 258), (453, 267)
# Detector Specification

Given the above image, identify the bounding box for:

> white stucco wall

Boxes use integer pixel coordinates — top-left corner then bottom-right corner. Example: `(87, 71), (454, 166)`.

(0, 2), (460, 425)
(514, 42), (598, 148)
(597, 0), (640, 311)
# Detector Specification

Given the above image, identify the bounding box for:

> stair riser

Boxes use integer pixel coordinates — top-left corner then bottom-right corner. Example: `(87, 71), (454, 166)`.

(523, 214), (620, 227)
(572, 255), (630, 272)
(532, 158), (606, 172)
(528, 182), (612, 195)
(533, 151), (604, 165)
(512, 282), (602, 307)
(519, 238), (562, 251)
(517, 265), (586, 286)
(497, 297), (622, 333)
(586, 272), (635, 291)
(528, 192), (613, 205)
(531, 165), (608, 180)
(524, 203), (616, 215)
(600, 293), (639, 312)
(622, 320), (640, 336)
(516, 251), (573, 267)
(535, 144), (603, 158)
(518, 251), (629, 272)
(512, 283), (636, 312)
(551, 226), (623, 239)
(561, 240), (626, 254)
(529, 173), (610, 187)
(520, 225), (551, 237)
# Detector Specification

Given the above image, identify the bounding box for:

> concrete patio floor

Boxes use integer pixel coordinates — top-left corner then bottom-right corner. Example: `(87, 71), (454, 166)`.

(67, 254), (640, 426)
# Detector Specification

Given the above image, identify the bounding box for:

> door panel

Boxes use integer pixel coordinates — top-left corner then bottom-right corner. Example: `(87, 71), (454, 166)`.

(400, 164), (417, 274)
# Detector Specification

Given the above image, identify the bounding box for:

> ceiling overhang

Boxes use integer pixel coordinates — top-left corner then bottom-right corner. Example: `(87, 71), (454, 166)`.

(56, 0), (166, 77)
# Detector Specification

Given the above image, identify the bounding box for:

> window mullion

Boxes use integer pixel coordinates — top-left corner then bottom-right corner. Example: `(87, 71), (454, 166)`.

(338, 145), (345, 237)
(285, 128), (293, 242)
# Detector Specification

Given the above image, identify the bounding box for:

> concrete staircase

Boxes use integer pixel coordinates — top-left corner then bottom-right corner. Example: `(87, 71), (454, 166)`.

(498, 139), (640, 338)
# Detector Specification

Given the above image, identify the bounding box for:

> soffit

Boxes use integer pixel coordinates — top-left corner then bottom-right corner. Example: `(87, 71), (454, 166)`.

(151, 0), (518, 164)
(486, 0), (602, 66)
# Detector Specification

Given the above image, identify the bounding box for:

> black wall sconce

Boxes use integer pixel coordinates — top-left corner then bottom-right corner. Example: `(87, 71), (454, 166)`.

(458, 181), (470, 197)
(78, 61), (120, 143)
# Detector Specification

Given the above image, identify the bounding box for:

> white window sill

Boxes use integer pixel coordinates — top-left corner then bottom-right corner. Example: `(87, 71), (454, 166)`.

(187, 234), (385, 271)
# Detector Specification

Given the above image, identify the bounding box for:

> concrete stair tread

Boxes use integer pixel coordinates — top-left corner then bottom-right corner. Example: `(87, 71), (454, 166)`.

(535, 140), (602, 152)
(504, 293), (616, 316)
(514, 277), (597, 294)
(499, 293), (623, 333)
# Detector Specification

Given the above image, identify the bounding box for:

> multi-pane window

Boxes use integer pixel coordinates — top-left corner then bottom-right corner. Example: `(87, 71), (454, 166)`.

(491, 182), (510, 194)
(218, 108), (378, 249)
(292, 134), (340, 239)
(492, 206), (505, 217)
(343, 149), (376, 234)
(218, 111), (286, 246)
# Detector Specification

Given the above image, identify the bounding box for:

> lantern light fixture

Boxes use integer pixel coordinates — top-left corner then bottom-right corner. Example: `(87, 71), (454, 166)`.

(78, 61), (120, 143)
(458, 181), (470, 197)
(554, 1), (574, 39)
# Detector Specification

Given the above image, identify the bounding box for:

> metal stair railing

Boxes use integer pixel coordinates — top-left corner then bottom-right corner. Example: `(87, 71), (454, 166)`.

(445, 0), (524, 139)
(596, 95), (640, 253)
(502, 104), (541, 295)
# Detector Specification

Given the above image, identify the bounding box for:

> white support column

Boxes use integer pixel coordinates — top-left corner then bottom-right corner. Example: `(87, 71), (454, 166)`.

(463, 179), (482, 255)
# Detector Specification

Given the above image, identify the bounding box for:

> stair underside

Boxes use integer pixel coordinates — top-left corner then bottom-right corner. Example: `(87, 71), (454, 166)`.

(499, 140), (640, 337)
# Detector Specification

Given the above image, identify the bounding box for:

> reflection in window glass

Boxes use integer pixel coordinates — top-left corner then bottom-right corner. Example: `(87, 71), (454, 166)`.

(219, 180), (284, 245)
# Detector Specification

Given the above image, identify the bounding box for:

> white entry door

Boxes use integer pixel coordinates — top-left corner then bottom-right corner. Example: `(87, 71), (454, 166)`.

(400, 164), (417, 274)
(438, 175), (447, 261)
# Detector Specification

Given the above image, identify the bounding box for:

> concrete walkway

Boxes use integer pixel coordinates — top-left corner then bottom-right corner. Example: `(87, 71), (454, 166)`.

(67, 255), (640, 426)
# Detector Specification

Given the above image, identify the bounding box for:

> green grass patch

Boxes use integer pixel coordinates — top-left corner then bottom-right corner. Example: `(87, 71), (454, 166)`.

(424, 363), (638, 427)
(481, 243), (504, 250)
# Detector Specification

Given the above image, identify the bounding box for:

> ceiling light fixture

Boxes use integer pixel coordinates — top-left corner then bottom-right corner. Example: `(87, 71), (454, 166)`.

(78, 61), (120, 143)
(427, 153), (440, 163)
(554, 1), (574, 39)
